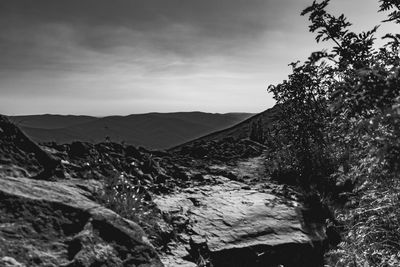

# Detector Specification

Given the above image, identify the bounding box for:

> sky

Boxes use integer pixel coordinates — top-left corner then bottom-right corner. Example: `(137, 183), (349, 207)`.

(0, 0), (396, 116)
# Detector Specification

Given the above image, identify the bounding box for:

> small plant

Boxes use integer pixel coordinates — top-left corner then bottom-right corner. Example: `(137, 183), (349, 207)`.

(96, 173), (174, 250)
(98, 173), (151, 222)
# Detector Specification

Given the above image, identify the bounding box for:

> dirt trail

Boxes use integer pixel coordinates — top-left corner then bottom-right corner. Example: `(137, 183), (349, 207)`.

(233, 154), (267, 182)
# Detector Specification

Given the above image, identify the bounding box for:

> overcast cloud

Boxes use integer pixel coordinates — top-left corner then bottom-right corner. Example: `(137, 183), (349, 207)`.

(0, 0), (394, 115)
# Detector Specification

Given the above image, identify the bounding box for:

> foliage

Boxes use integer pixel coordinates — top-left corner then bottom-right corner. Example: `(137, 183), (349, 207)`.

(327, 172), (400, 266)
(267, 62), (333, 185)
(266, 0), (400, 265)
(249, 119), (265, 143)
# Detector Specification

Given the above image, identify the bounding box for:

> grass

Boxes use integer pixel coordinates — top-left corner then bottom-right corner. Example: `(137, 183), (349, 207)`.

(96, 173), (175, 250)
(326, 170), (400, 266)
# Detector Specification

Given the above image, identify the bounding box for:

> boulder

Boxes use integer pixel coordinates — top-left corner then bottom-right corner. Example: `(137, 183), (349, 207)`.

(155, 177), (327, 267)
(0, 176), (163, 267)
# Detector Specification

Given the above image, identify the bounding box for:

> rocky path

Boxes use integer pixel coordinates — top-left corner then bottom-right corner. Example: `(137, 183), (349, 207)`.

(155, 156), (327, 267)
(232, 155), (267, 182)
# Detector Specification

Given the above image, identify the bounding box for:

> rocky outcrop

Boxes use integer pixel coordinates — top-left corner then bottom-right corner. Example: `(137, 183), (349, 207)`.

(0, 115), (59, 179)
(155, 177), (327, 267)
(0, 176), (163, 267)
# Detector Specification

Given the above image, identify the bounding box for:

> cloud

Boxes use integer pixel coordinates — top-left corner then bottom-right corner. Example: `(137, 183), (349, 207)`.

(0, 1), (271, 50)
(0, 0), (390, 115)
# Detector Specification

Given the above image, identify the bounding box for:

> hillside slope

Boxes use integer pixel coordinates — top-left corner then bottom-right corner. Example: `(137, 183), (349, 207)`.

(170, 106), (280, 151)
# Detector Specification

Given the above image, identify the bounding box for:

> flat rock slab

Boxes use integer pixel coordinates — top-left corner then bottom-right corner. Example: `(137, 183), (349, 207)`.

(0, 176), (163, 267)
(155, 177), (326, 267)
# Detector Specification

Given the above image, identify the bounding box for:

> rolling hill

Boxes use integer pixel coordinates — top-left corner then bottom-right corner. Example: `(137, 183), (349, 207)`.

(8, 112), (253, 149)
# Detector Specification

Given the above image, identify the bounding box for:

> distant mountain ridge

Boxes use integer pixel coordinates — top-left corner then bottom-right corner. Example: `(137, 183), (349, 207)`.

(9, 112), (253, 149)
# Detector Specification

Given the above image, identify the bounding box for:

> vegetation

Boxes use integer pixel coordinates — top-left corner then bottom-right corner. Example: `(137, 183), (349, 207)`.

(266, 0), (400, 265)
(249, 119), (265, 143)
(97, 173), (174, 250)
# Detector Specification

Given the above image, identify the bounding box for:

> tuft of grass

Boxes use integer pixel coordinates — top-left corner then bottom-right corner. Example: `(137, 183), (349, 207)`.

(99, 174), (150, 219)
(96, 173), (175, 250)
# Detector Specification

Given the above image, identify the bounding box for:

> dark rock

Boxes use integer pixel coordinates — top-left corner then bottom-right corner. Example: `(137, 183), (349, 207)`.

(0, 115), (60, 179)
(0, 176), (163, 267)
(170, 214), (189, 231)
(126, 146), (142, 159)
(154, 174), (169, 184)
(171, 167), (190, 182)
(326, 222), (341, 247)
(191, 173), (204, 182)
(142, 156), (157, 174)
(68, 142), (92, 158)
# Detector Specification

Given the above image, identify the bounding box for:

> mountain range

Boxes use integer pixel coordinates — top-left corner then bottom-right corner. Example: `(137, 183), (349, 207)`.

(9, 112), (253, 149)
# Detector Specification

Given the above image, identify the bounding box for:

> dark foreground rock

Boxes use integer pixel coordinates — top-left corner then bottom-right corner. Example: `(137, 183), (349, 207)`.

(0, 176), (163, 267)
(155, 177), (327, 267)
(0, 115), (60, 179)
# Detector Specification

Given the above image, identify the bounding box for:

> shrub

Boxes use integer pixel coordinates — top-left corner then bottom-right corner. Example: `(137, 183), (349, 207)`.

(266, 0), (400, 265)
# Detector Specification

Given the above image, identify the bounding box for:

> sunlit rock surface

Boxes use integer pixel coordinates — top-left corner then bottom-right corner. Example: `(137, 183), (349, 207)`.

(155, 177), (326, 267)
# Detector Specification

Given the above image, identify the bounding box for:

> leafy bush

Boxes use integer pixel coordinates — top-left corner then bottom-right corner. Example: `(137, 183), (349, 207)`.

(266, 0), (400, 265)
